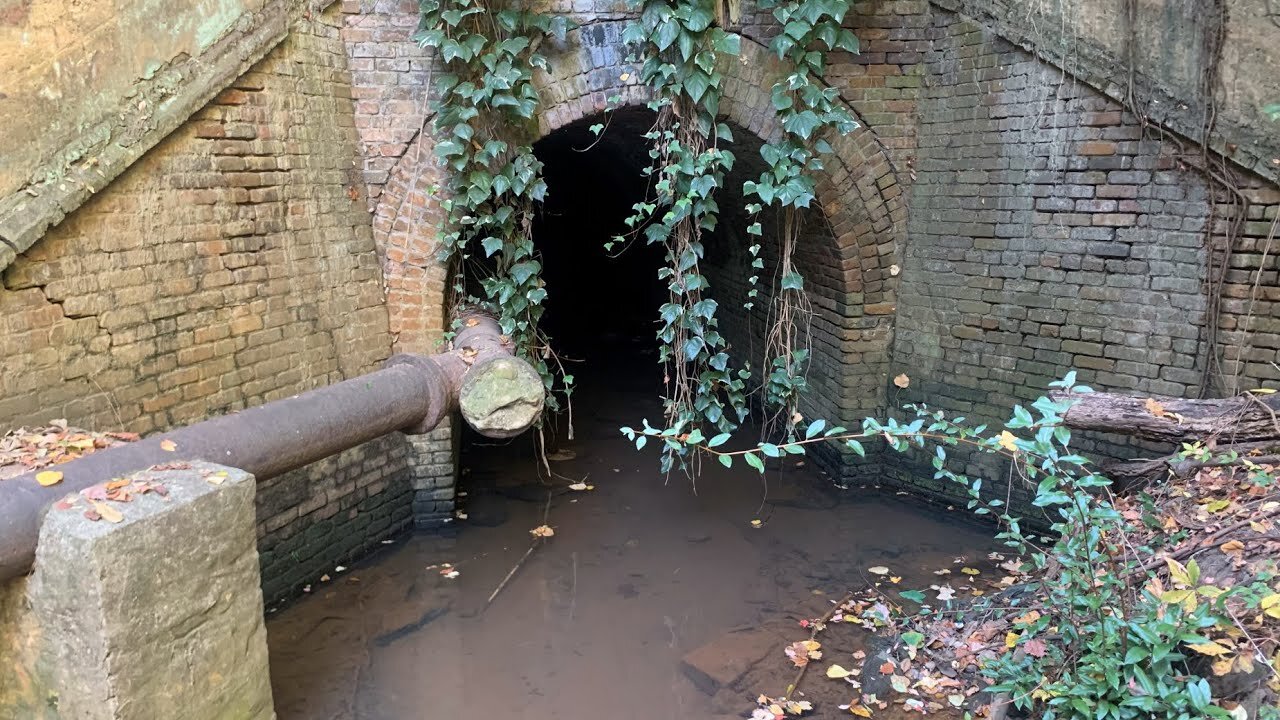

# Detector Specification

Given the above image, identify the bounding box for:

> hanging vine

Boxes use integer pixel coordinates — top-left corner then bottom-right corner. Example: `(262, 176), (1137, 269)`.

(618, 0), (750, 470)
(414, 1), (573, 411)
(746, 0), (861, 432)
(611, 0), (861, 466)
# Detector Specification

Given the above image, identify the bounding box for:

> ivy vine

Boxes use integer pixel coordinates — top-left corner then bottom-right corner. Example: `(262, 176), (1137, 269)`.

(414, 0), (573, 410)
(608, 0), (862, 463)
(748, 0), (860, 428)
(618, 0), (750, 470)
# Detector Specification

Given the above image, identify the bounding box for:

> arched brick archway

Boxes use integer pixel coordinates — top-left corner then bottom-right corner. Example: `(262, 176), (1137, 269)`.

(370, 16), (907, 483)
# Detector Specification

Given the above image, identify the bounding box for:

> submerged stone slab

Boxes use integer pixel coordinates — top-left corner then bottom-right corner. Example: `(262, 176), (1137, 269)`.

(26, 462), (274, 720)
(681, 624), (790, 695)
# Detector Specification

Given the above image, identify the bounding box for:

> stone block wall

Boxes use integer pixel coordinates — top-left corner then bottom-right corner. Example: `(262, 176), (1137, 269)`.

(0, 5), (416, 606)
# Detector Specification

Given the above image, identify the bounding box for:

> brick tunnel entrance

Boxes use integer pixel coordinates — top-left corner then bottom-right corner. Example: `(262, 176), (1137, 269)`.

(455, 106), (856, 480)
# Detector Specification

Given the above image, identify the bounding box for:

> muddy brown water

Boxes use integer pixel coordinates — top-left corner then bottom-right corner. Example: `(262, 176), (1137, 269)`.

(267, 361), (997, 719)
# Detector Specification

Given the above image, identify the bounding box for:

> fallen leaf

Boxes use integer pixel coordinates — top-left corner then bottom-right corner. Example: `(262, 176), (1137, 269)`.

(1260, 593), (1279, 619)
(568, 482), (591, 491)
(868, 566), (890, 575)
(826, 664), (854, 679)
(1005, 632), (1019, 649)
(1219, 539), (1245, 554)
(893, 374), (910, 389)
(35, 470), (63, 487)
(530, 525), (555, 538)
(751, 519), (763, 528)
(1187, 640), (1231, 656)
(879, 661), (896, 674)
(847, 705), (872, 717)
(890, 675), (911, 692)
(92, 501), (123, 524)
(960, 567), (980, 575)
(931, 585), (956, 601)
(785, 640), (823, 667)
(1023, 638), (1048, 657)
(1144, 397), (1167, 418)
(159, 439), (177, 452)
(1205, 498), (1231, 513)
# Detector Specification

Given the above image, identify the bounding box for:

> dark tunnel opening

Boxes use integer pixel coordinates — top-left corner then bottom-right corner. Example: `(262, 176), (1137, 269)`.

(533, 108), (667, 383)
(456, 107), (847, 497)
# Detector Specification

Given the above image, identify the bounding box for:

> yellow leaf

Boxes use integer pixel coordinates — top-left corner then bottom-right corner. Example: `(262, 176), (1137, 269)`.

(530, 525), (555, 538)
(1144, 397), (1167, 417)
(1166, 558), (1191, 586)
(1220, 539), (1245, 554)
(889, 576), (902, 584)
(1187, 640), (1232, 657)
(1005, 631), (1019, 649)
(750, 519), (763, 528)
(1212, 658), (1234, 676)
(893, 373), (910, 389)
(1248, 388), (1276, 394)
(848, 705), (872, 717)
(826, 664), (853, 679)
(997, 431), (1018, 453)
(159, 439), (177, 452)
(92, 501), (124, 524)
(961, 567), (981, 575)
(1161, 589), (1194, 604)
(1262, 594), (1280, 618)
(35, 471), (64, 487)
(1205, 499), (1231, 513)
(1013, 610), (1042, 625)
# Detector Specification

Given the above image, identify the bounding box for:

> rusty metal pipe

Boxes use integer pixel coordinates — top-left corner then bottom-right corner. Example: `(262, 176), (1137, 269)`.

(0, 312), (544, 581)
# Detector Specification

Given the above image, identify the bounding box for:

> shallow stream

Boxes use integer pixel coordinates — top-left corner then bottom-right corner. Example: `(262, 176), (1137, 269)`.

(267, 358), (996, 719)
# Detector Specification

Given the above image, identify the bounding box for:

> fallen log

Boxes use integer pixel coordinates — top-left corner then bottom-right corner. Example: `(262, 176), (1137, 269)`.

(1102, 440), (1280, 486)
(1055, 390), (1280, 444)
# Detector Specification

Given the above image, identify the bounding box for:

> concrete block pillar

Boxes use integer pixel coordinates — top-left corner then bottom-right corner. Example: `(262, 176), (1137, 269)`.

(20, 462), (274, 720)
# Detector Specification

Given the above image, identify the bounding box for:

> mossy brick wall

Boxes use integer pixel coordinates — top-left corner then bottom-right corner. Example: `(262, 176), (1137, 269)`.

(0, 6), (415, 606)
(883, 7), (1280, 510)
